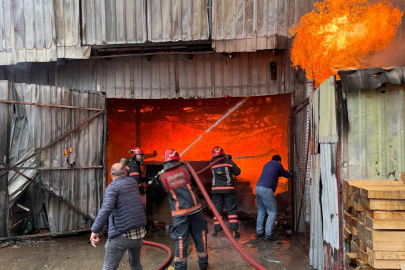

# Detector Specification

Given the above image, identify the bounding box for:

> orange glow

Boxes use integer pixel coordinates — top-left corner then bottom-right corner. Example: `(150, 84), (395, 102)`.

(107, 96), (291, 196)
(290, 0), (403, 86)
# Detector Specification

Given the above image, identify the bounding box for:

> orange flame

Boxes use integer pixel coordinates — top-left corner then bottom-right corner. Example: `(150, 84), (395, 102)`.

(290, 0), (403, 86)
(106, 96), (291, 196)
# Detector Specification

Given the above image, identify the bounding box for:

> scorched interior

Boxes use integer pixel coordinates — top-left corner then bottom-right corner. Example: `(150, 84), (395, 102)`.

(107, 95), (291, 221)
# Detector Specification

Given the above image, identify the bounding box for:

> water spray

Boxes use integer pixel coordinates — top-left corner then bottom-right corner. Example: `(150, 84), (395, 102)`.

(180, 98), (247, 157)
(148, 98), (247, 185)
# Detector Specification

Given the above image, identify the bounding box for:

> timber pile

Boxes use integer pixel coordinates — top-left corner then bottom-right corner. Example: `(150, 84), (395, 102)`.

(343, 178), (405, 270)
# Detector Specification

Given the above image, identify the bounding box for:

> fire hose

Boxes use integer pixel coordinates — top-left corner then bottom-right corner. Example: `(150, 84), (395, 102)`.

(181, 159), (267, 270)
(145, 157), (267, 270)
(143, 240), (173, 270)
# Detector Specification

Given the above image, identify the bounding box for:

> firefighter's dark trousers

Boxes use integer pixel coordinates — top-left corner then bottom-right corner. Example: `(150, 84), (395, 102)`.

(171, 211), (208, 270)
(212, 193), (239, 232)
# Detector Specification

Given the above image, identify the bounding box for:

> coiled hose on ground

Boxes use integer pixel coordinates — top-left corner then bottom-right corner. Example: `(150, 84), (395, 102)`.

(146, 157), (267, 270)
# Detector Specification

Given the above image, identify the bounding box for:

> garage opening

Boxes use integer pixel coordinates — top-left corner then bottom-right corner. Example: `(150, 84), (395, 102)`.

(107, 95), (292, 225)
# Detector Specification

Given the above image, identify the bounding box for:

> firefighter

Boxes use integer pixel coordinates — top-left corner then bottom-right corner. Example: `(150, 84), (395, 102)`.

(158, 148), (208, 270)
(210, 146), (242, 238)
(126, 147), (146, 195)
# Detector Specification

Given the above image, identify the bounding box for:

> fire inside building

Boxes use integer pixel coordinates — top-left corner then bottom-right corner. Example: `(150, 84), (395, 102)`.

(0, 0), (405, 269)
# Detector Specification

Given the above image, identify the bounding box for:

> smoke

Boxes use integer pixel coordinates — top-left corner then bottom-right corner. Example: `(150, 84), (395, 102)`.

(366, 38), (405, 67)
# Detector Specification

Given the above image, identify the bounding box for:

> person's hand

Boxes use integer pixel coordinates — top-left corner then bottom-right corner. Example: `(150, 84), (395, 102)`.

(225, 154), (232, 160)
(90, 232), (100, 247)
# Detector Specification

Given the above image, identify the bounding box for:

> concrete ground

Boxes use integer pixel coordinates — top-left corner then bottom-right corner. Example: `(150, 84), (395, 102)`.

(0, 217), (311, 270)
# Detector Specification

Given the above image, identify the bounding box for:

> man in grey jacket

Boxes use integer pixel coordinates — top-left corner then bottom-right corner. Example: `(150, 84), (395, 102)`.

(90, 163), (147, 270)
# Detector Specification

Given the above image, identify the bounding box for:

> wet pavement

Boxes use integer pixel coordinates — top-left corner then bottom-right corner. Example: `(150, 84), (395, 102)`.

(0, 217), (311, 270)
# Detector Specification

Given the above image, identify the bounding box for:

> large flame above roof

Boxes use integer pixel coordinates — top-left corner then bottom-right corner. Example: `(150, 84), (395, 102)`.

(290, 0), (403, 86)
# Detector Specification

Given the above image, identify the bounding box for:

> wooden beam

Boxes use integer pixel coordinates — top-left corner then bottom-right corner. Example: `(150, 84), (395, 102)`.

(343, 179), (404, 191)
(360, 222), (405, 242)
(364, 209), (405, 220)
(344, 228), (352, 241)
(353, 201), (365, 212)
(367, 240), (405, 251)
(358, 249), (368, 264)
(365, 216), (405, 230)
(364, 199), (405, 210)
(369, 250), (405, 260)
(355, 259), (372, 270)
(360, 186), (405, 199)
(368, 257), (403, 269)
(345, 253), (358, 265)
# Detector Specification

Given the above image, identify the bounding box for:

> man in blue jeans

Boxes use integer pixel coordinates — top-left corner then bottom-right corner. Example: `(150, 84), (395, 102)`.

(90, 163), (147, 270)
(255, 155), (290, 241)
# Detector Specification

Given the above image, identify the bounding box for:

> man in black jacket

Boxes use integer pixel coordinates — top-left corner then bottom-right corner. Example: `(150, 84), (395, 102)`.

(90, 163), (147, 270)
(210, 146), (241, 238)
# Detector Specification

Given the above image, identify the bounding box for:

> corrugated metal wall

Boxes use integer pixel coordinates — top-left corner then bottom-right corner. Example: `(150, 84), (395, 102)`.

(56, 51), (304, 99)
(81, 0), (147, 45)
(0, 0), (57, 65)
(147, 0), (209, 42)
(54, 0), (91, 59)
(81, 0), (208, 45)
(0, 0), (90, 65)
(212, 0), (317, 52)
(309, 77), (341, 270)
(319, 143), (340, 270)
(346, 84), (405, 180)
(2, 81), (105, 233)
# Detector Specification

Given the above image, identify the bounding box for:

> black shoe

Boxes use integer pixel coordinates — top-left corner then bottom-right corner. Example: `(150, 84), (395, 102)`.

(265, 234), (276, 242)
(232, 230), (240, 238)
(255, 232), (265, 239)
(212, 231), (221, 237)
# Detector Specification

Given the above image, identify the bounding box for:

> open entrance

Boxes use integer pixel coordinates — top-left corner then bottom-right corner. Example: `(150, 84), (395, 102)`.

(106, 95), (292, 225)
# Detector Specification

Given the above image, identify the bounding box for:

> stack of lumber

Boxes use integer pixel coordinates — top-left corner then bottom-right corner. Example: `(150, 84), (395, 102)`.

(343, 178), (405, 270)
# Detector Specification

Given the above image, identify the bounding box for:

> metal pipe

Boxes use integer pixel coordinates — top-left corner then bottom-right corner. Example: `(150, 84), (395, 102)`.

(5, 166), (103, 170)
(0, 100), (105, 111)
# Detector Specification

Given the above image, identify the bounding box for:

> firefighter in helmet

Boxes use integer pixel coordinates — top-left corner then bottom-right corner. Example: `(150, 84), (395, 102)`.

(126, 147), (146, 195)
(158, 148), (208, 270)
(210, 146), (242, 238)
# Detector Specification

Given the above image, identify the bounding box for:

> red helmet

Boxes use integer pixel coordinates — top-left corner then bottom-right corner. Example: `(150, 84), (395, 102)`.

(129, 147), (144, 157)
(212, 146), (224, 157)
(163, 148), (180, 162)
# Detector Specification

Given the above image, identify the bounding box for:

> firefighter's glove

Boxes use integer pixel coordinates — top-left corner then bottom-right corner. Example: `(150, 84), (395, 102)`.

(226, 154), (232, 160)
(289, 170), (294, 178)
